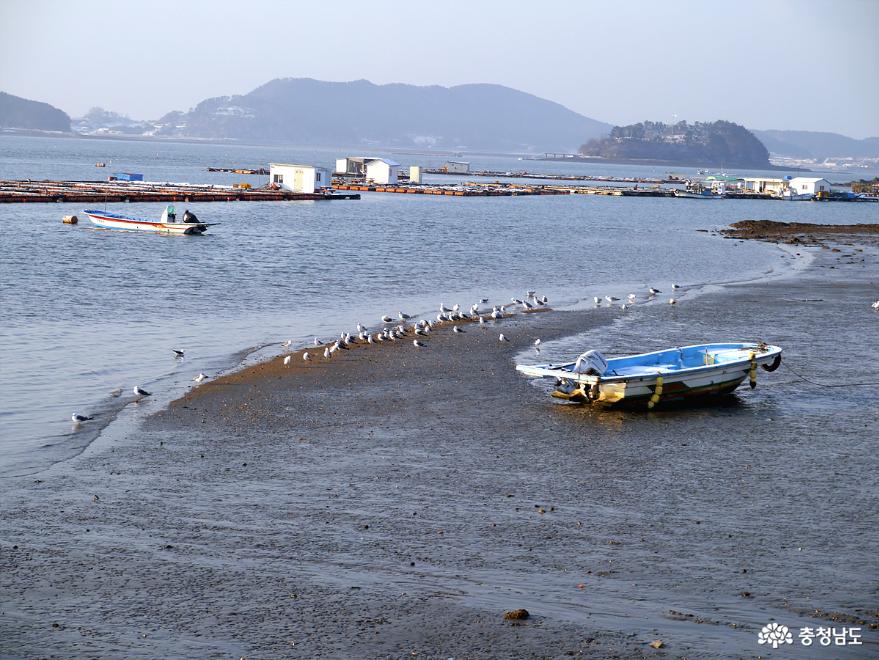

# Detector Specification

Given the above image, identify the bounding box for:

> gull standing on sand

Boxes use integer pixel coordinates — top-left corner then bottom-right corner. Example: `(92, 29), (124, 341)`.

(413, 339), (426, 348)
(499, 333), (510, 342)
(453, 326), (465, 334)
(72, 413), (93, 423)
(193, 372), (208, 383)
(313, 337), (323, 346)
(382, 315), (393, 323)
(283, 355), (292, 365)
(323, 347), (331, 359)
(478, 316), (486, 327)
(399, 311), (412, 320)
(303, 352), (311, 361)
(133, 385), (151, 398)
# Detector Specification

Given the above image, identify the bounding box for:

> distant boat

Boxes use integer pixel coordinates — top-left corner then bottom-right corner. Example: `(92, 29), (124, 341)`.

(95, 162), (106, 167)
(781, 189), (812, 201)
(517, 342), (782, 408)
(674, 188), (721, 199)
(83, 206), (214, 235)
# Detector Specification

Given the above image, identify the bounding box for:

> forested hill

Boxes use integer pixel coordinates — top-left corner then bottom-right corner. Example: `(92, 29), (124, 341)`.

(579, 120), (770, 168)
(0, 91), (71, 132)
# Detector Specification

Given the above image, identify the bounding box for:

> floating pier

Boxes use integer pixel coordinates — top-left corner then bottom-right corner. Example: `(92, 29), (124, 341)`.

(423, 169), (681, 185)
(0, 180), (359, 204)
(331, 181), (568, 196)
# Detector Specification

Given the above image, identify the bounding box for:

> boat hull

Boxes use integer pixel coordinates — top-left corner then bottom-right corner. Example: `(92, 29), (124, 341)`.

(517, 343), (782, 409)
(84, 211), (209, 235)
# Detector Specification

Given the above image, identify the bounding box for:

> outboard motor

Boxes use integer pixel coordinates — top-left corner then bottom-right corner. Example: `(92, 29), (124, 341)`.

(183, 209), (199, 224)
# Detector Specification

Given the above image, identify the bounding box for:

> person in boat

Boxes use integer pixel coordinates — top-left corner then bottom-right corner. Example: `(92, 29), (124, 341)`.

(165, 205), (176, 222)
(182, 209), (199, 224)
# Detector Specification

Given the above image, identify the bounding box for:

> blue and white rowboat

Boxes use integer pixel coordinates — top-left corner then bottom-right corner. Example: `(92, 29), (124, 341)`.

(83, 206), (214, 235)
(516, 342), (782, 408)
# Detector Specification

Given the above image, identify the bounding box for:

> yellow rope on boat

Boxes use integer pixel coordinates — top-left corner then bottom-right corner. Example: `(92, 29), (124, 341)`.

(647, 375), (664, 409)
(749, 351), (758, 389)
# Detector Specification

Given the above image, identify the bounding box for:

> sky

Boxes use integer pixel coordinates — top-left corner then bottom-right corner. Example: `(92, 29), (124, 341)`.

(1, 0), (877, 138)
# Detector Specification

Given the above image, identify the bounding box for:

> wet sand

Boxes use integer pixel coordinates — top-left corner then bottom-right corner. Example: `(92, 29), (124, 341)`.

(2, 240), (878, 658)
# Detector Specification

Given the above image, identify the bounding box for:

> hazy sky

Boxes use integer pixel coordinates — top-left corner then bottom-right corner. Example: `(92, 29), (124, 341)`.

(1, 0), (877, 138)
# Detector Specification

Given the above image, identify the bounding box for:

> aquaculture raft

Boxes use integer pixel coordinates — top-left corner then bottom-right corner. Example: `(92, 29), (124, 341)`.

(0, 180), (360, 203)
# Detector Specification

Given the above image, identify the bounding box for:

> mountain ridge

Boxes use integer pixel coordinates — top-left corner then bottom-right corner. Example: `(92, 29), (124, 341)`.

(148, 78), (612, 152)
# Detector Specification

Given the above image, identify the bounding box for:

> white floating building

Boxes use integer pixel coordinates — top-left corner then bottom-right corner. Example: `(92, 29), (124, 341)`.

(443, 161), (470, 174)
(787, 177), (832, 196)
(334, 156), (400, 184)
(269, 163), (330, 194)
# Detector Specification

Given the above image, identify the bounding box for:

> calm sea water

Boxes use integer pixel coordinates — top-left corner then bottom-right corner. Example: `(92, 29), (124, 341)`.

(1, 135), (876, 476)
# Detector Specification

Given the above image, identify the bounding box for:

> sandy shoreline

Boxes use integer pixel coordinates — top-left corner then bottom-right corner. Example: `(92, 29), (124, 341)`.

(2, 238), (878, 658)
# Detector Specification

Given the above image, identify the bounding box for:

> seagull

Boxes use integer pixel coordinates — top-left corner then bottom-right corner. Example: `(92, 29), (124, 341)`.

(356, 323), (366, 333)
(172, 349), (184, 358)
(398, 311), (411, 320)
(594, 297), (601, 305)
(534, 338), (541, 347)
(872, 300), (879, 310)
(522, 300), (533, 310)
(109, 388), (122, 398)
(193, 372), (208, 383)
(313, 337), (323, 346)
(303, 352), (311, 361)
(283, 355), (292, 365)
(491, 308), (502, 320)
(605, 295), (619, 303)
(621, 304), (628, 310)
(478, 316), (486, 327)
(367, 334), (375, 344)
(511, 298), (523, 304)
(499, 333), (510, 342)
(133, 385), (151, 397)
(479, 298), (489, 304)
(540, 295), (548, 304)
(382, 315), (393, 323)
(323, 347), (331, 359)
(413, 339), (426, 348)
(453, 326), (465, 333)
(668, 298), (677, 305)
(627, 293), (636, 302)
(672, 283), (681, 290)
(72, 413), (93, 423)
(282, 339), (292, 349)
(649, 287), (662, 295)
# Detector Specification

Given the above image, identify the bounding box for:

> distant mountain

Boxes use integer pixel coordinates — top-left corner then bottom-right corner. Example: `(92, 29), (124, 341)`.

(0, 91), (70, 132)
(149, 78), (611, 152)
(73, 107), (156, 136)
(753, 129), (879, 159)
(579, 120), (770, 168)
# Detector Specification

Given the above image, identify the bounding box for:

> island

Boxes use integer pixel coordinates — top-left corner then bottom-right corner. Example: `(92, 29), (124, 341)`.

(578, 120), (771, 168)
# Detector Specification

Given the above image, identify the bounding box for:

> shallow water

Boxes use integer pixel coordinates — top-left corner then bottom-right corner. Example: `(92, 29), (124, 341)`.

(1, 135), (876, 475)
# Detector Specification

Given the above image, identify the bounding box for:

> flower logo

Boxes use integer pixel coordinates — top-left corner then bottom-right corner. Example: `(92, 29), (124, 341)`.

(758, 622), (793, 648)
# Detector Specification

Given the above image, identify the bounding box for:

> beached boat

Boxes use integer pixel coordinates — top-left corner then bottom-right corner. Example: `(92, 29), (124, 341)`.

(516, 342), (782, 408)
(83, 206), (213, 235)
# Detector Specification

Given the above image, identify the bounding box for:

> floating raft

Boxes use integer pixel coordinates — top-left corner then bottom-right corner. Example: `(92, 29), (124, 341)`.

(424, 169), (678, 184)
(332, 182), (568, 196)
(0, 180), (359, 204)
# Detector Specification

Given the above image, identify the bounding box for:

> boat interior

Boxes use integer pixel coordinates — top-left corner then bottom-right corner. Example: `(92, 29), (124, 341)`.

(572, 344), (758, 377)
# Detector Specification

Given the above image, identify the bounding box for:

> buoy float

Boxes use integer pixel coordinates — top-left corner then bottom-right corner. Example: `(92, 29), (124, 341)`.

(647, 375), (664, 409)
(62, 215), (78, 225)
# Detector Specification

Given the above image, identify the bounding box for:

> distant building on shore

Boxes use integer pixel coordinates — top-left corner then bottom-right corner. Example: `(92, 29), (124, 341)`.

(335, 156), (400, 184)
(442, 160), (470, 174)
(269, 163), (330, 194)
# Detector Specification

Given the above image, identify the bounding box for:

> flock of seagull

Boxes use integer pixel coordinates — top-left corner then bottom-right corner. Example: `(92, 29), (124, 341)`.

(71, 283), (681, 425)
(593, 283), (681, 310)
(281, 292), (549, 364)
